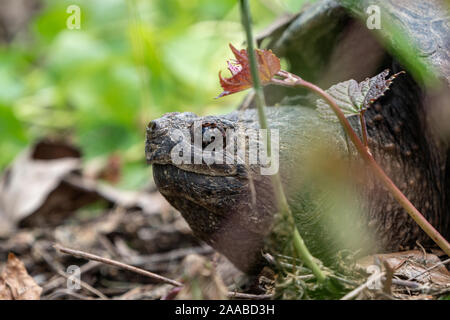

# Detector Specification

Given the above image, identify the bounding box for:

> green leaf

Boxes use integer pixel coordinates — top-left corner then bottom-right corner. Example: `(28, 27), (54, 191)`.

(0, 104), (28, 168)
(316, 69), (405, 121)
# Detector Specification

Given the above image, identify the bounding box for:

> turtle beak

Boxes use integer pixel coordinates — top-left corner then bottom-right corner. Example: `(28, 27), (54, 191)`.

(145, 119), (171, 164)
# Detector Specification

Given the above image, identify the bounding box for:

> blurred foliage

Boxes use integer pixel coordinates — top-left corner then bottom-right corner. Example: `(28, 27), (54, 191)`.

(0, 0), (307, 188)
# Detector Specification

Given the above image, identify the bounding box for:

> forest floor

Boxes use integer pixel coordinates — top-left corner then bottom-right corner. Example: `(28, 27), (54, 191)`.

(0, 139), (449, 300)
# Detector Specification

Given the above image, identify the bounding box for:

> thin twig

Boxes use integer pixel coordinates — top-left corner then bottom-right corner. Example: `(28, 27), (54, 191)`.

(126, 245), (213, 266)
(54, 244), (276, 300)
(239, 90), (256, 111)
(408, 258), (450, 281)
(341, 272), (385, 300)
(53, 266), (109, 300)
(42, 260), (101, 294)
(35, 243), (108, 299)
(227, 292), (273, 300)
(391, 278), (420, 289)
(54, 244), (183, 287)
(329, 274), (359, 286)
(44, 289), (95, 300)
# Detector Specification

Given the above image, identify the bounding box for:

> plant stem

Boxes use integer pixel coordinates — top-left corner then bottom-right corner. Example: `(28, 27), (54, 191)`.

(239, 0), (327, 283)
(239, 0), (268, 137)
(272, 74), (450, 256)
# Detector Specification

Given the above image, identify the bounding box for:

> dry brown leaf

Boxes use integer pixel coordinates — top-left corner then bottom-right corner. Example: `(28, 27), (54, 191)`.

(176, 254), (228, 300)
(0, 141), (81, 236)
(64, 174), (170, 216)
(358, 250), (450, 286)
(0, 253), (42, 300)
(0, 140), (165, 236)
(380, 251), (450, 286)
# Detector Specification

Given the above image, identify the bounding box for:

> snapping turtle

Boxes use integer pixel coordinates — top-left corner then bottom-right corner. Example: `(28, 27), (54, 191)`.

(146, 0), (450, 273)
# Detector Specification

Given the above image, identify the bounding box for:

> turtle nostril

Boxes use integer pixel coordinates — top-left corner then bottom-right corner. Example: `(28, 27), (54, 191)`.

(148, 121), (158, 133)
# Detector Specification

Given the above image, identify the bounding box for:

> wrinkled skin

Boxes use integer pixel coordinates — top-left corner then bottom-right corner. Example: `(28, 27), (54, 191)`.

(146, 110), (280, 272)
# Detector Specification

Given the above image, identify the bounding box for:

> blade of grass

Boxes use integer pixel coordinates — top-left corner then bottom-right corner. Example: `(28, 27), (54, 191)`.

(239, 0), (327, 283)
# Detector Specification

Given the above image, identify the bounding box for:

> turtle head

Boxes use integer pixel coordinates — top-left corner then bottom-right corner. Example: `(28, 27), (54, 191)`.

(145, 111), (275, 273)
(145, 111), (248, 176)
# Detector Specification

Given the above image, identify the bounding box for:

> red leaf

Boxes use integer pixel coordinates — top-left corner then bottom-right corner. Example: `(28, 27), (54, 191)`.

(217, 43), (281, 98)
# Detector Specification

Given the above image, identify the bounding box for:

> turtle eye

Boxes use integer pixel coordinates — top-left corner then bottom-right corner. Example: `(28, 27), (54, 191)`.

(202, 126), (210, 136)
(202, 126), (220, 149)
(189, 122), (227, 149)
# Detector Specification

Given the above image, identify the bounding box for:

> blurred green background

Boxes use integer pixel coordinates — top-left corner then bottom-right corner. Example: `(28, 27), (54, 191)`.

(0, 0), (306, 189)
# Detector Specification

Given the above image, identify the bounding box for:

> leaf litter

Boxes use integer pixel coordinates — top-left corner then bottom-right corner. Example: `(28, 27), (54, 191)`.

(0, 139), (448, 300)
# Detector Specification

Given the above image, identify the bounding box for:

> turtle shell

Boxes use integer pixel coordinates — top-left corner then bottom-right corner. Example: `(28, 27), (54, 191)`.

(255, 0), (449, 105)
(250, 0), (450, 251)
